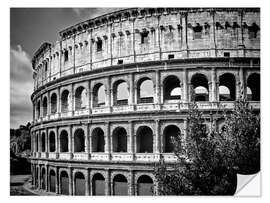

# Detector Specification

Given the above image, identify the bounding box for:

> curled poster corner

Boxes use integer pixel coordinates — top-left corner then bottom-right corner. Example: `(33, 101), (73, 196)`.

(235, 172), (261, 196)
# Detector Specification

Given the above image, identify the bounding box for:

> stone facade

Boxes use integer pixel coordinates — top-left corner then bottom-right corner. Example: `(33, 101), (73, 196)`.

(30, 8), (260, 195)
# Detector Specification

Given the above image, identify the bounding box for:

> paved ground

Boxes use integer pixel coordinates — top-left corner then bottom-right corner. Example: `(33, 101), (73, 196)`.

(10, 175), (36, 196)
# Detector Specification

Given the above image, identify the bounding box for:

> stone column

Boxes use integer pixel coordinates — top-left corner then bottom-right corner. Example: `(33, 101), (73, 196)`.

(107, 77), (112, 109)
(128, 121), (135, 160)
(86, 125), (90, 159)
(68, 168), (73, 195)
(56, 127), (59, 158)
(45, 128), (49, 157)
(47, 92), (51, 117)
(55, 167), (59, 194)
(38, 131), (42, 153)
(183, 119), (188, 147)
(88, 80), (91, 113)
(155, 119), (161, 154)
(129, 170), (135, 195)
(129, 73), (135, 107)
(182, 69), (188, 102)
(57, 87), (61, 115)
(155, 70), (161, 104)
(40, 95), (43, 119)
(85, 169), (90, 195)
(210, 68), (218, 102)
(45, 164), (49, 191)
(106, 122), (111, 156)
(38, 165), (41, 189)
(239, 67), (246, 99)
(71, 84), (74, 115)
(69, 125), (73, 159)
(105, 170), (111, 195)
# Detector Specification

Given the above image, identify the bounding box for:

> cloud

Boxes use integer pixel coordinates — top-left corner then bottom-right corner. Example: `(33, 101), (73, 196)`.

(10, 45), (33, 128)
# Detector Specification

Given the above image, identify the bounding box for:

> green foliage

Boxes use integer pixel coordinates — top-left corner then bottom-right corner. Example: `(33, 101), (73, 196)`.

(154, 100), (260, 195)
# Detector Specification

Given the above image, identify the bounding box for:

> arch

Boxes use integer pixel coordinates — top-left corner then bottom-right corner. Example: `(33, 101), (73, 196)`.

(74, 171), (85, 195)
(219, 73), (236, 101)
(75, 86), (87, 110)
(163, 75), (181, 101)
(163, 125), (181, 153)
(60, 130), (69, 152)
(93, 83), (106, 107)
(113, 80), (129, 105)
(137, 175), (154, 196)
(136, 126), (153, 153)
(92, 173), (105, 195)
(112, 127), (127, 152)
(74, 128), (85, 152)
(50, 93), (57, 114)
(92, 128), (105, 152)
(42, 97), (48, 116)
(137, 78), (154, 103)
(247, 73), (260, 101)
(49, 131), (56, 152)
(60, 170), (69, 195)
(113, 174), (128, 195)
(41, 167), (46, 190)
(49, 169), (56, 192)
(191, 73), (209, 101)
(41, 132), (46, 152)
(61, 89), (70, 113)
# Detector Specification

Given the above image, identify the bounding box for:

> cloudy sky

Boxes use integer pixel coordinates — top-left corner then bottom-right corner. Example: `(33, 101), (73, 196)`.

(10, 8), (122, 128)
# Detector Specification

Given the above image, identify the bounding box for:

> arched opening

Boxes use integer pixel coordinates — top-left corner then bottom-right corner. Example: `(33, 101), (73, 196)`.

(219, 73), (236, 101)
(92, 173), (105, 195)
(74, 172), (85, 195)
(113, 174), (128, 195)
(136, 126), (153, 153)
(42, 97), (47, 116)
(112, 127), (127, 152)
(137, 78), (154, 103)
(137, 175), (154, 196)
(41, 132), (46, 152)
(41, 168), (46, 190)
(247, 87), (252, 101)
(247, 73), (260, 101)
(37, 100), (40, 118)
(191, 73), (209, 101)
(75, 86), (87, 110)
(92, 128), (105, 152)
(50, 93), (57, 114)
(93, 83), (106, 107)
(163, 125), (181, 153)
(74, 129), (85, 152)
(163, 75), (181, 101)
(61, 90), (69, 113)
(60, 171), (69, 195)
(49, 170), (56, 193)
(113, 80), (129, 106)
(49, 131), (56, 152)
(60, 130), (69, 152)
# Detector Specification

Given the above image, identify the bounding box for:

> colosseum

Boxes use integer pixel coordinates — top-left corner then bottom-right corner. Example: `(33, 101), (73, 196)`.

(30, 8), (260, 195)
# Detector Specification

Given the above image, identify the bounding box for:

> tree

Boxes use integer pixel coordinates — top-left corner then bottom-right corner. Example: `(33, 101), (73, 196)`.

(154, 100), (260, 195)
(154, 103), (237, 195)
(221, 99), (260, 174)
